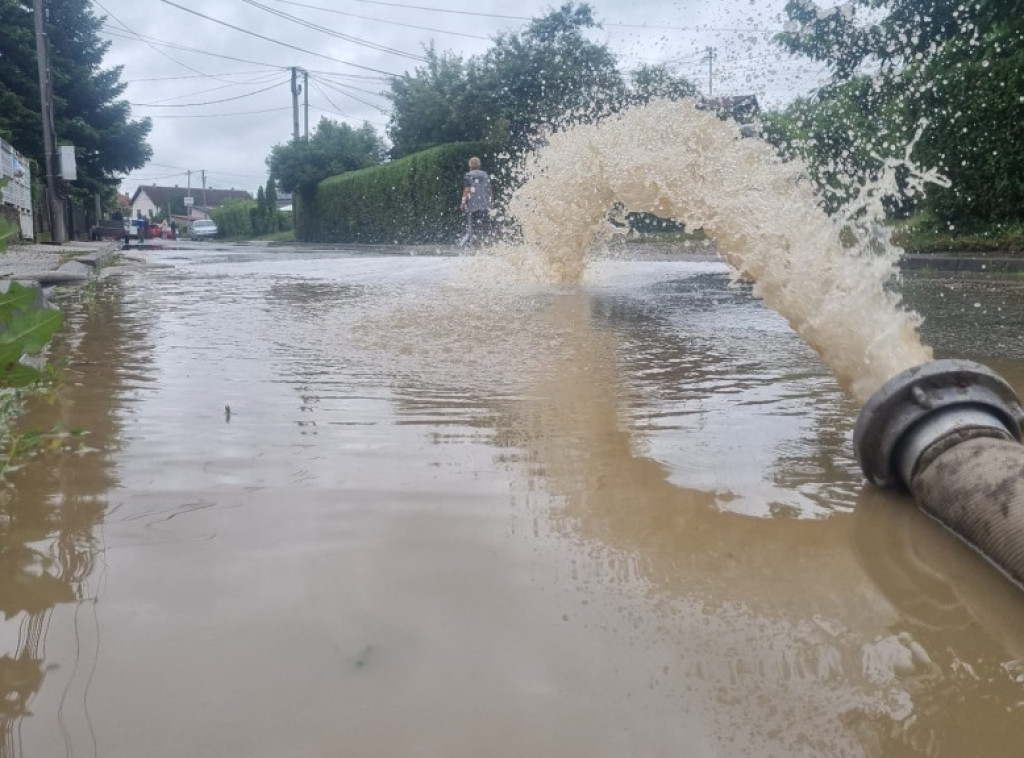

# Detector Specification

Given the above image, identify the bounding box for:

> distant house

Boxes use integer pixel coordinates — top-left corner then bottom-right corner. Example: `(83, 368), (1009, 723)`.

(130, 184), (253, 221)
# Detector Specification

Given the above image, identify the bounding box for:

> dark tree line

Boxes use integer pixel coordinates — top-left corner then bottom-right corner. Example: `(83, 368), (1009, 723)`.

(0, 0), (152, 206)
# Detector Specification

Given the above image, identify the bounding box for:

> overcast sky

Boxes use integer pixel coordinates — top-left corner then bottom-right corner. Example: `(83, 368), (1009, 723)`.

(95, 0), (829, 196)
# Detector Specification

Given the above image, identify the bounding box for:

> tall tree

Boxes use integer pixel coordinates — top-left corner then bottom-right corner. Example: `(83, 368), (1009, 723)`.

(268, 117), (386, 194)
(476, 3), (625, 150)
(386, 46), (484, 158)
(386, 3), (625, 158)
(0, 0), (152, 204)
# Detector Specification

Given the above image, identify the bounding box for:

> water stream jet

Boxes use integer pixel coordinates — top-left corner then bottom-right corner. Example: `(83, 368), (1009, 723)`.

(506, 99), (1024, 593)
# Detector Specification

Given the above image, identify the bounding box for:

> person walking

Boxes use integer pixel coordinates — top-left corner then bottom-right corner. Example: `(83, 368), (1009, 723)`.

(459, 156), (492, 247)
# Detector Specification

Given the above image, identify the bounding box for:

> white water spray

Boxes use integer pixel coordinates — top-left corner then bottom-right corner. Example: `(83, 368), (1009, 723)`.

(503, 99), (934, 403)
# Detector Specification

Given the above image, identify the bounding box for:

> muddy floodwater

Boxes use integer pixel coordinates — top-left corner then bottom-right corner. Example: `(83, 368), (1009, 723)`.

(3, 243), (1024, 757)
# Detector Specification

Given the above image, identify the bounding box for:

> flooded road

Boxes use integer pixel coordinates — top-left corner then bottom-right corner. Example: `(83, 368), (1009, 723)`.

(3, 242), (1024, 757)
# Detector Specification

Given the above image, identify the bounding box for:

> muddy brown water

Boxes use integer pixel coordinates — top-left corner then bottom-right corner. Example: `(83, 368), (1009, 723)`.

(2, 245), (1023, 757)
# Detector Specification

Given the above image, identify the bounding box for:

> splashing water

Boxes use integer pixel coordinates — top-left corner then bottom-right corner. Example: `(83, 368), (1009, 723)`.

(502, 99), (934, 403)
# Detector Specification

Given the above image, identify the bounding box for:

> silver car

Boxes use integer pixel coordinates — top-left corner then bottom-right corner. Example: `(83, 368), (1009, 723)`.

(189, 219), (218, 240)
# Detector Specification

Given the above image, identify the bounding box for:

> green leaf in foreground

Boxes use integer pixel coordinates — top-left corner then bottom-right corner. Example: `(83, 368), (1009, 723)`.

(0, 281), (39, 321)
(0, 362), (44, 388)
(0, 309), (63, 355)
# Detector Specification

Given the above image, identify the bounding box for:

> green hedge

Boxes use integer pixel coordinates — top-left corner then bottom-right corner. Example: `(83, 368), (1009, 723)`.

(211, 199), (294, 239)
(297, 142), (505, 243)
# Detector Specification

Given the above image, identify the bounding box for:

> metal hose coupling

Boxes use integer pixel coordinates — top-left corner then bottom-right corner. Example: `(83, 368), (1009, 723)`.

(854, 359), (1024, 489)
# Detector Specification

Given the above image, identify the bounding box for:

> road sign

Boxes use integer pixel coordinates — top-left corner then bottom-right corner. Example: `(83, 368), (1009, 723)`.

(184, 196), (194, 206)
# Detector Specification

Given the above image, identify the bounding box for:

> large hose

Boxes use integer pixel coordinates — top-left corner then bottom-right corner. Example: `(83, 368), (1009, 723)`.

(854, 359), (1024, 589)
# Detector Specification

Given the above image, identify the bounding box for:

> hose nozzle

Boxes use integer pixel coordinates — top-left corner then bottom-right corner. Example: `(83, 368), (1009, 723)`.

(853, 359), (1024, 489)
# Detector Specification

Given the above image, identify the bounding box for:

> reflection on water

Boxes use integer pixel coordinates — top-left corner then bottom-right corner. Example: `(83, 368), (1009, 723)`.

(0, 283), (155, 756)
(1, 250), (1023, 757)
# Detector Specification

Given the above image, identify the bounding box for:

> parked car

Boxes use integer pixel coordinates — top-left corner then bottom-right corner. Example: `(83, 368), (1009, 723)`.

(189, 219), (218, 240)
(147, 222), (164, 239)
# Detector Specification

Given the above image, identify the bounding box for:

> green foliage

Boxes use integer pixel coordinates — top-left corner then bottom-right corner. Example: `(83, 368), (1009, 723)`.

(906, 30), (1024, 228)
(628, 65), (699, 105)
(298, 142), (502, 244)
(386, 3), (626, 158)
(761, 77), (915, 215)
(0, 281), (62, 388)
(0, 178), (16, 251)
(210, 199), (256, 239)
(891, 217), (1024, 252)
(387, 46), (492, 158)
(0, 217), (15, 252)
(210, 192), (293, 239)
(268, 118), (386, 194)
(0, 0), (152, 201)
(769, 0), (1024, 228)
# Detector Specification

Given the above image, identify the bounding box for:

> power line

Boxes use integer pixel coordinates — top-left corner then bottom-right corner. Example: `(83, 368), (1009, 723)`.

(309, 79), (352, 120)
(266, 0), (490, 40)
(94, 0), (208, 78)
(130, 79), (288, 108)
(350, 0), (784, 32)
(353, 0), (527, 21)
(308, 104), (388, 129)
(101, 26), (290, 70)
(238, 0), (429, 61)
(143, 106), (294, 119)
(139, 72), (283, 105)
(308, 72), (388, 100)
(309, 74), (389, 114)
(159, 0), (402, 77)
(124, 70), (274, 83)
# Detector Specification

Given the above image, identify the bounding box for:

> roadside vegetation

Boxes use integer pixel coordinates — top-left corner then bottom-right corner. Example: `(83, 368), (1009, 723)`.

(0, 280), (67, 479)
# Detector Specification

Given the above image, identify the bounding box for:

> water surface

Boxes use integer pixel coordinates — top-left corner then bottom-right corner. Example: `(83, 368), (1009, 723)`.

(2, 245), (1023, 757)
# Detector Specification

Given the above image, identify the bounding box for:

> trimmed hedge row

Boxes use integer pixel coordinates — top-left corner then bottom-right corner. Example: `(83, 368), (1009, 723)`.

(211, 199), (293, 239)
(296, 142), (505, 244)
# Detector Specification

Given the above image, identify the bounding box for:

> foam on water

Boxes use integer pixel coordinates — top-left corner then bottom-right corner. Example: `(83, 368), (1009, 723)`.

(500, 99), (933, 403)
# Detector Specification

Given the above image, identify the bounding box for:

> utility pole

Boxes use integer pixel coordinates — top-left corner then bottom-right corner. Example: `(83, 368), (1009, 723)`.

(705, 46), (717, 97)
(201, 170), (207, 214)
(290, 66), (301, 142)
(187, 169), (192, 221)
(33, 0), (66, 243)
(303, 68), (309, 140)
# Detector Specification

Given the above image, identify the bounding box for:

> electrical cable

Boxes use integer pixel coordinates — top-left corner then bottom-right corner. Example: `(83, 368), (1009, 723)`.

(265, 0), (490, 40)
(101, 26), (291, 70)
(159, 0), (402, 76)
(143, 106), (294, 119)
(125, 70), (275, 83)
(130, 79), (288, 107)
(93, 0), (258, 84)
(349, 0), (785, 32)
(308, 79), (353, 120)
(139, 72), (283, 105)
(306, 72), (388, 100)
(238, 0), (428, 61)
(308, 74), (389, 113)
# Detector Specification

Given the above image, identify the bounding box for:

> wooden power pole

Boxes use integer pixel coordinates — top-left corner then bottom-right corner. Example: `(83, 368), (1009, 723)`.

(33, 0), (66, 243)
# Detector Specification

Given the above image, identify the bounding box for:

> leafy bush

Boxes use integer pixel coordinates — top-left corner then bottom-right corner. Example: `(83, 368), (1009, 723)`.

(210, 198), (293, 239)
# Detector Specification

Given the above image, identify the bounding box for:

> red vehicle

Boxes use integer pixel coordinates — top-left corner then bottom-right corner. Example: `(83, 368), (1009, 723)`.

(147, 222), (164, 239)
